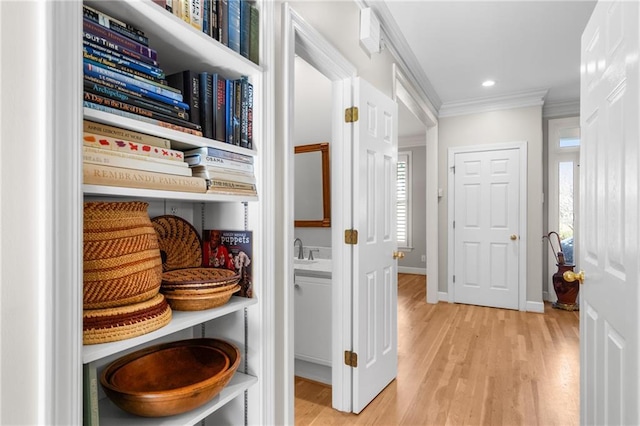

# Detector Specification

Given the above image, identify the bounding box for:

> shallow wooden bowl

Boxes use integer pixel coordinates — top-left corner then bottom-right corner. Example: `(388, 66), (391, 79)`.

(101, 338), (240, 417)
(163, 285), (240, 311)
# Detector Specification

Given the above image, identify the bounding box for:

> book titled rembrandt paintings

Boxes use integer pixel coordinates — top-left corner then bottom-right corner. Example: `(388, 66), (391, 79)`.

(202, 229), (253, 298)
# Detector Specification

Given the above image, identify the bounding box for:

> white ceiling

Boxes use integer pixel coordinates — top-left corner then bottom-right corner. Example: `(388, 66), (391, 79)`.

(383, 0), (597, 138)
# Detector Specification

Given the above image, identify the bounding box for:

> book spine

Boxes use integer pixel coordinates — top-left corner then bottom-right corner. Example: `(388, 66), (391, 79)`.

(83, 120), (171, 148)
(84, 101), (204, 137)
(82, 5), (150, 46)
(190, 0), (203, 31)
(165, 0), (174, 13)
(215, 77), (226, 142)
(208, 179), (256, 191)
(83, 18), (157, 61)
(233, 79), (242, 146)
(240, 76), (249, 148)
(166, 71), (201, 126)
(211, 73), (219, 141)
(211, 0), (219, 40)
(199, 72), (214, 139)
(84, 61), (183, 102)
(225, 79), (234, 144)
(83, 145), (187, 167)
(202, 0), (210, 36)
(83, 147), (191, 176)
(83, 364), (100, 426)
(84, 92), (198, 131)
(84, 57), (178, 95)
(84, 73), (189, 110)
(83, 31), (158, 67)
(84, 78), (188, 116)
(181, 0), (191, 24)
(83, 43), (164, 79)
(219, 0), (228, 46)
(183, 146), (253, 163)
(249, 4), (259, 65)
(84, 82), (189, 121)
(83, 132), (184, 162)
(83, 51), (166, 85)
(192, 167), (256, 183)
(227, 0), (241, 53)
(83, 4), (147, 38)
(246, 80), (253, 150)
(240, 0), (250, 59)
(83, 163), (207, 193)
(185, 154), (254, 172)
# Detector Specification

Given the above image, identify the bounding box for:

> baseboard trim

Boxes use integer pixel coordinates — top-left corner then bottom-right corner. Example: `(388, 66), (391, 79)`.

(398, 266), (427, 275)
(526, 301), (545, 313)
(438, 291), (448, 301)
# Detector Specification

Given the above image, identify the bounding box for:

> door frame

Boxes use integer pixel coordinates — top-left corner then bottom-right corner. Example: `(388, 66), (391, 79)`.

(447, 141), (528, 310)
(282, 3), (357, 418)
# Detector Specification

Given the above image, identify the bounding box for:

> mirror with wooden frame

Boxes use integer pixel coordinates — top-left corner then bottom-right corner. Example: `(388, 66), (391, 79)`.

(294, 142), (331, 227)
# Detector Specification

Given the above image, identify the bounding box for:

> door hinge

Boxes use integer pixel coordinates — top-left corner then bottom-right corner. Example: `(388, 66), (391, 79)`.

(345, 106), (359, 123)
(344, 350), (358, 367)
(453, 275), (456, 283)
(451, 165), (455, 174)
(345, 229), (359, 245)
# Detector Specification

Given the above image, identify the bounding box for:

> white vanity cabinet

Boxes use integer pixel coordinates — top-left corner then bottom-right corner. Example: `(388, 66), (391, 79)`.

(294, 269), (332, 384)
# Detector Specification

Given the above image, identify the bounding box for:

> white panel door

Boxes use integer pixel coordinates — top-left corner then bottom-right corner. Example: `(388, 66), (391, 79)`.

(580, 1), (640, 424)
(352, 77), (398, 414)
(453, 148), (520, 310)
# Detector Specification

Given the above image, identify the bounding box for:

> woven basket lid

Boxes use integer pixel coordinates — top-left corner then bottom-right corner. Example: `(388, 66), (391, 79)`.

(83, 293), (172, 345)
(151, 215), (203, 271)
(161, 267), (240, 286)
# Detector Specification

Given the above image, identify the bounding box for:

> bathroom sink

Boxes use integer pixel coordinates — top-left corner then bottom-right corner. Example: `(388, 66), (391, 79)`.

(293, 258), (317, 265)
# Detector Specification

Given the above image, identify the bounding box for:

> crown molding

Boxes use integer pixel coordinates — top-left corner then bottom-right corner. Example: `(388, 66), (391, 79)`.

(438, 89), (548, 118)
(360, 0), (442, 115)
(542, 99), (580, 118)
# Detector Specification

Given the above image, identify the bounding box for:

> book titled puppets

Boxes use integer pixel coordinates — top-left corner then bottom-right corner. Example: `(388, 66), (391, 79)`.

(202, 230), (253, 298)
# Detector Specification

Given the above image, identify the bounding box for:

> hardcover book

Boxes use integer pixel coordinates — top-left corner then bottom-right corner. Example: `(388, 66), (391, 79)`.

(83, 43), (165, 79)
(183, 145), (253, 164)
(183, 153), (254, 173)
(202, 230), (253, 297)
(83, 18), (157, 61)
(83, 163), (207, 193)
(240, 0), (251, 59)
(166, 70), (201, 126)
(83, 30), (158, 67)
(83, 120), (171, 148)
(83, 4), (149, 46)
(83, 132), (184, 162)
(199, 72), (214, 139)
(215, 76), (227, 142)
(227, 0), (241, 53)
(249, 3), (259, 65)
(83, 146), (192, 176)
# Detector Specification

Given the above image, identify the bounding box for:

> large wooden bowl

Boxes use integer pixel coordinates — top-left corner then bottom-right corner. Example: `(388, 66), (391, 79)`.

(101, 338), (240, 417)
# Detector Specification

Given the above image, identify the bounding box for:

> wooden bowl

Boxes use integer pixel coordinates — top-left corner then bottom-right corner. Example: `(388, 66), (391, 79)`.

(101, 338), (240, 417)
(163, 285), (240, 311)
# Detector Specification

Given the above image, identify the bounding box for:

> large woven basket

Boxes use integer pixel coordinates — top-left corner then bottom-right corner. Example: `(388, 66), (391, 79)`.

(83, 202), (163, 309)
(151, 215), (203, 272)
(83, 293), (172, 345)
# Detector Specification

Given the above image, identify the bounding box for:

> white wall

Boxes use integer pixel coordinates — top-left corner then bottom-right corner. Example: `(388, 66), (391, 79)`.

(438, 106), (544, 305)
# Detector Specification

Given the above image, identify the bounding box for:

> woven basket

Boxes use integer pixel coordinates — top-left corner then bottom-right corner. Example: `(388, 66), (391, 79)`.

(83, 293), (172, 345)
(164, 285), (240, 311)
(151, 215), (203, 271)
(84, 202), (162, 309)
(161, 267), (240, 287)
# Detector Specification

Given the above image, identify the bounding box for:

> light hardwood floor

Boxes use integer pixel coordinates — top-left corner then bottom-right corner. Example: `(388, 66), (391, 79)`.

(295, 273), (580, 425)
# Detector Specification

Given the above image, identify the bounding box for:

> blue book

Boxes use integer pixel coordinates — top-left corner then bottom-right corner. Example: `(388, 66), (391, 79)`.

(84, 65), (190, 109)
(227, 0), (241, 53)
(83, 60), (183, 102)
(225, 79), (235, 144)
(202, 0), (210, 36)
(83, 44), (165, 79)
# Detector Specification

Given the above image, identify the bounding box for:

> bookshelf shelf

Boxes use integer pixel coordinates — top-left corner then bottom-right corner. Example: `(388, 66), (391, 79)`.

(83, 184), (259, 202)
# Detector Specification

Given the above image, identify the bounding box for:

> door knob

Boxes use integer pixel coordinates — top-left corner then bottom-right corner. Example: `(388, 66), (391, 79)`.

(510, 234), (518, 240)
(393, 251), (405, 260)
(563, 270), (585, 284)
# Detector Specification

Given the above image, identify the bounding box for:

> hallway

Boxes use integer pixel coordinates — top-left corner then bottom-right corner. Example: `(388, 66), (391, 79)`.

(295, 273), (580, 425)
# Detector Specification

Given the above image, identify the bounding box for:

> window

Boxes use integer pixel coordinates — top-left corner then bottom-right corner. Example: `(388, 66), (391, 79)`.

(397, 151), (412, 248)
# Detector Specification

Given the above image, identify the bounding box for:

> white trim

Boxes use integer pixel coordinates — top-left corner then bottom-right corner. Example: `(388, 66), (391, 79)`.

(543, 99), (580, 118)
(526, 301), (545, 313)
(447, 141), (529, 311)
(282, 2), (357, 418)
(399, 134), (427, 148)
(439, 89), (548, 118)
(392, 65), (439, 306)
(438, 292), (449, 302)
(398, 267), (427, 275)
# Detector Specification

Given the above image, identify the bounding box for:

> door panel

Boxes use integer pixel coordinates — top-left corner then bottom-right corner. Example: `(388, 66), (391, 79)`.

(352, 77), (398, 414)
(580, 1), (639, 424)
(453, 148), (520, 310)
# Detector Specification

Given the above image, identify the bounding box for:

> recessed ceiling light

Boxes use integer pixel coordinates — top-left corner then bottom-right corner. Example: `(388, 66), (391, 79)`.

(482, 80), (496, 87)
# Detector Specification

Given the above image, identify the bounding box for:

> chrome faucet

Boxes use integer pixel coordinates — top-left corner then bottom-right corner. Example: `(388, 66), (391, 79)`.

(294, 238), (304, 259)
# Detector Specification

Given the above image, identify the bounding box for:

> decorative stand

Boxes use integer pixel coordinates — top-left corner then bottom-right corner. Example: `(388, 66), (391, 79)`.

(552, 263), (579, 311)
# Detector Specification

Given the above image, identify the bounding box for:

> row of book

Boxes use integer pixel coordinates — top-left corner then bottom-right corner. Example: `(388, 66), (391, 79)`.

(167, 71), (253, 148)
(82, 120), (257, 197)
(155, 0), (259, 65)
(83, 4), (203, 137)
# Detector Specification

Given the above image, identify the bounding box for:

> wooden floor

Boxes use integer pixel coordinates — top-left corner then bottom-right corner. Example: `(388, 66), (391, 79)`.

(295, 273), (580, 425)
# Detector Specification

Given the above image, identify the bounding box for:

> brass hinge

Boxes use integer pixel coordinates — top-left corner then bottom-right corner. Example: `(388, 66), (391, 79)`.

(344, 350), (358, 367)
(345, 106), (359, 123)
(345, 229), (359, 245)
